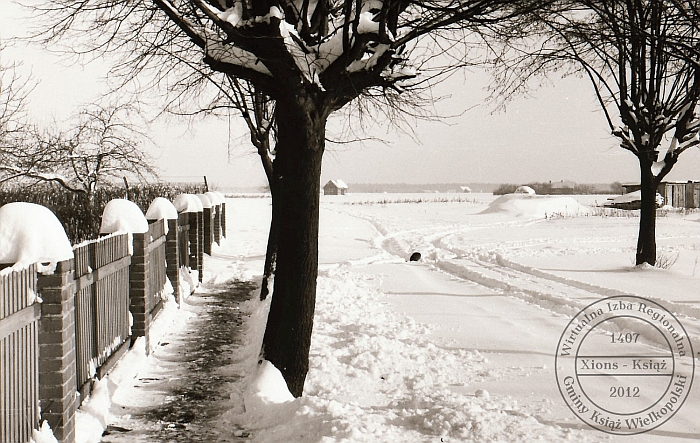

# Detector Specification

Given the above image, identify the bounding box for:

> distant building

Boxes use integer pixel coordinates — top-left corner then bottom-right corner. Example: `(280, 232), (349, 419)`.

(549, 180), (576, 195)
(323, 179), (348, 195)
(621, 183), (641, 194)
(621, 181), (700, 208)
(460, 186), (472, 193)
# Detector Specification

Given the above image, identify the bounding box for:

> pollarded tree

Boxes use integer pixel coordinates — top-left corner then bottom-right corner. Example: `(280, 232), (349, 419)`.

(496, 1), (700, 266)
(37, 0), (549, 396)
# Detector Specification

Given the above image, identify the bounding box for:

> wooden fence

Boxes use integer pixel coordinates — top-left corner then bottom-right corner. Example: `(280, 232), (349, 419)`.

(73, 234), (131, 398)
(0, 265), (39, 443)
(0, 198), (225, 443)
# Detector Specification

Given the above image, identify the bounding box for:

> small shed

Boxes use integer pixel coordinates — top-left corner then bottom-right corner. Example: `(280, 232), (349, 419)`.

(323, 179), (348, 195)
(460, 186), (472, 193)
(621, 181), (700, 208)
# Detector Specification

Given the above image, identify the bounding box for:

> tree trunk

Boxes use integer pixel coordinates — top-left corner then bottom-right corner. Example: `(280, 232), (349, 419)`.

(261, 95), (326, 397)
(260, 182), (280, 301)
(636, 154), (657, 266)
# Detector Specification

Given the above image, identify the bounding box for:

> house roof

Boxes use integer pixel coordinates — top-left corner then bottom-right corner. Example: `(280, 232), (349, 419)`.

(325, 179), (348, 189)
(550, 180), (576, 188)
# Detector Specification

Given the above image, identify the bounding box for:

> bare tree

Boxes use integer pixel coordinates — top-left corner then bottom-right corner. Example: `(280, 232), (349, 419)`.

(0, 51), (32, 157)
(494, 1), (700, 266)
(0, 103), (157, 202)
(36, 0), (549, 395)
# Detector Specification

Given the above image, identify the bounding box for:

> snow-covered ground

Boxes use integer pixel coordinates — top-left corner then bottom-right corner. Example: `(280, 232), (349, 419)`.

(73, 193), (700, 443)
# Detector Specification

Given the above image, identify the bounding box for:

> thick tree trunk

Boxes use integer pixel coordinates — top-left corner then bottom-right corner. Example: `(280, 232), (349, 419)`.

(636, 155), (657, 266)
(261, 95), (326, 397)
(260, 184), (280, 300)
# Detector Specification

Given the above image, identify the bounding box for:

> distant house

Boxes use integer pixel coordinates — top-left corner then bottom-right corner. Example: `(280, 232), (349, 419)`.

(323, 179), (348, 195)
(460, 186), (472, 193)
(549, 180), (576, 195)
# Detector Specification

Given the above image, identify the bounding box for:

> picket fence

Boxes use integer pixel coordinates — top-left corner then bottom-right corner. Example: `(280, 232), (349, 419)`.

(0, 200), (226, 443)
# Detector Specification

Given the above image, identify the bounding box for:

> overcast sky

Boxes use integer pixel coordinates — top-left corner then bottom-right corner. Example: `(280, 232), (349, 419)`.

(3, 2), (700, 190)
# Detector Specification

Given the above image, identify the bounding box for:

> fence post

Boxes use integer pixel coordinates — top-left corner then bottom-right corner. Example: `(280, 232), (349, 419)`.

(165, 218), (180, 304)
(37, 260), (77, 443)
(221, 202), (226, 238)
(213, 204), (221, 246)
(198, 211), (204, 282)
(129, 232), (151, 352)
(187, 211), (202, 283)
(203, 206), (213, 255)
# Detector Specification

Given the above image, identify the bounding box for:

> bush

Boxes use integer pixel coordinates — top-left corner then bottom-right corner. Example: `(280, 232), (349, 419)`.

(0, 182), (205, 243)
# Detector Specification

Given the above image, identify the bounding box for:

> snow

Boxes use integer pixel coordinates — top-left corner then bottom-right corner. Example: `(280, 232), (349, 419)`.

(604, 190), (664, 208)
(357, 11), (380, 34)
(68, 194), (700, 443)
(481, 194), (591, 218)
(99, 199), (149, 235)
(205, 39), (271, 75)
(30, 421), (59, 443)
(514, 185), (536, 194)
(205, 191), (223, 205)
(219, 1), (243, 26)
(196, 193), (213, 209)
(0, 202), (74, 270)
(173, 193), (203, 213)
(243, 360), (296, 413)
(145, 197), (178, 221)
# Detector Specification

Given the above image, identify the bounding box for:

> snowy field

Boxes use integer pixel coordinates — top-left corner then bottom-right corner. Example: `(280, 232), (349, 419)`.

(74, 192), (700, 443)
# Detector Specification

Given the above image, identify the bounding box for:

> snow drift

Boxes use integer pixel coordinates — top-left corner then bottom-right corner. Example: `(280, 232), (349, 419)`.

(481, 194), (591, 218)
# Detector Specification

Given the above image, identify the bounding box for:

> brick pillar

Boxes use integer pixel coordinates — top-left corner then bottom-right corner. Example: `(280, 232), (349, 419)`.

(37, 260), (77, 443)
(198, 211), (204, 282)
(165, 218), (180, 304)
(130, 232), (151, 352)
(213, 204), (221, 245)
(203, 207), (213, 255)
(221, 202), (226, 238)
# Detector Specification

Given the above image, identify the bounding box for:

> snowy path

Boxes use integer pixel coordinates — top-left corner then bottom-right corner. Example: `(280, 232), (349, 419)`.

(95, 280), (255, 443)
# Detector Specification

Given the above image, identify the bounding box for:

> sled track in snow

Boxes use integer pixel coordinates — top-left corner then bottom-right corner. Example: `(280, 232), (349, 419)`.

(335, 206), (700, 325)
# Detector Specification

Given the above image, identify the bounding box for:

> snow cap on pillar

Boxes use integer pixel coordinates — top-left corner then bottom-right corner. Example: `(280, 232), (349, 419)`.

(146, 197), (179, 221)
(0, 202), (74, 269)
(205, 191), (222, 205)
(100, 199), (149, 235)
(173, 194), (203, 213)
(196, 193), (213, 209)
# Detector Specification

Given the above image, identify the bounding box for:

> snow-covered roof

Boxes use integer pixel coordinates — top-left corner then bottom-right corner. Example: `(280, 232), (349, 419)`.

(325, 179), (348, 189)
(0, 202), (74, 268)
(550, 180), (575, 189)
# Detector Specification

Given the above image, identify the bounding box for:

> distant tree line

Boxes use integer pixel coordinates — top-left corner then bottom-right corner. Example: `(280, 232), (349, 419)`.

(493, 182), (624, 195)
